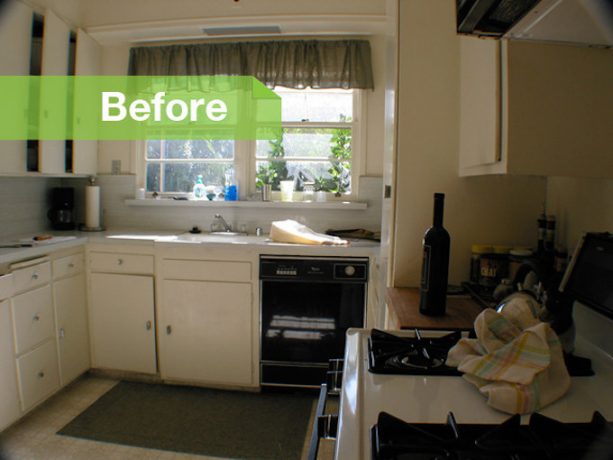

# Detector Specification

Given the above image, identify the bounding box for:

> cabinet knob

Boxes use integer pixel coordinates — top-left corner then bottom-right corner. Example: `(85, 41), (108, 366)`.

(59, 327), (65, 339)
(38, 371), (45, 379)
(33, 314), (40, 321)
(117, 258), (124, 266)
(146, 320), (152, 331)
(166, 325), (172, 335)
(32, 272), (39, 280)
(68, 263), (75, 268)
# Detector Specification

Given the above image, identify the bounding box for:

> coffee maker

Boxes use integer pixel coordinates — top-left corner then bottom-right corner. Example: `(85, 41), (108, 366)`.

(48, 187), (75, 230)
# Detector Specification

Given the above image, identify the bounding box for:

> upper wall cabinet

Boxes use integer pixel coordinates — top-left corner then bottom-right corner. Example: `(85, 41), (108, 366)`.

(459, 38), (613, 178)
(0, 1), (33, 174)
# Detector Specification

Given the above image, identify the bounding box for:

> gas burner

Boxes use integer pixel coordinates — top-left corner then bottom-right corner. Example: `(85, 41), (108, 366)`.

(368, 329), (463, 375)
(371, 411), (613, 460)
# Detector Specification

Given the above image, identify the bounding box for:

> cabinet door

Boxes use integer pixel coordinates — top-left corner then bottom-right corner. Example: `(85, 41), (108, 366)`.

(90, 273), (156, 374)
(0, 0), (32, 173)
(160, 280), (252, 386)
(73, 28), (101, 175)
(458, 37), (502, 171)
(0, 299), (21, 431)
(39, 9), (70, 174)
(54, 273), (89, 385)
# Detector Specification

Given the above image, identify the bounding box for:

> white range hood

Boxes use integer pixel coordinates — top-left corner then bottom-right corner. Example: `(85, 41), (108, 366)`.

(506, 0), (613, 46)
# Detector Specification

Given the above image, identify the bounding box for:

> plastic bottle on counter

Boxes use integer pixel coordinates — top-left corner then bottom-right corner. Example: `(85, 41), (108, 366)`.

(192, 175), (206, 200)
(224, 170), (238, 201)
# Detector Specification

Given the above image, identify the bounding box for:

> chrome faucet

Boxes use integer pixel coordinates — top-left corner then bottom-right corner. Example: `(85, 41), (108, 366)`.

(213, 213), (232, 232)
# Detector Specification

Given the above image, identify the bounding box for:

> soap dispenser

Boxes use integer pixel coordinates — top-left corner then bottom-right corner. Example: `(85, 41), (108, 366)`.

(193, 174), (206, 200)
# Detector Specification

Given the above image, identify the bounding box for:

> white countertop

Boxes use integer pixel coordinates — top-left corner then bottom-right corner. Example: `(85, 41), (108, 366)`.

(0, 229), (379, 267)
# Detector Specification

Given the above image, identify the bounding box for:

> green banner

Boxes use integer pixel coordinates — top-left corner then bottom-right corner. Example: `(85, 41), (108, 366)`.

(0, 76), (281, 140)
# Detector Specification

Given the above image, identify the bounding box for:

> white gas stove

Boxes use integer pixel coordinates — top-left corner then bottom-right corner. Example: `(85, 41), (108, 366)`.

(333, 304), (613, 459)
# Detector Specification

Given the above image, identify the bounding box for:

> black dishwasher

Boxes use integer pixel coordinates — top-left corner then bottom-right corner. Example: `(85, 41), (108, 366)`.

(260, 255), (368, 387)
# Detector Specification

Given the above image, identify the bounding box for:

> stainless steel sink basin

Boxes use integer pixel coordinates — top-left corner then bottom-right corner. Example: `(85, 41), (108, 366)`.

(209, 231), (248, 236)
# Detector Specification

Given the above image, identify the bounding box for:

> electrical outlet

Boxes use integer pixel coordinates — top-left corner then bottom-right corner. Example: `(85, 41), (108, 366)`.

(111, 160), (121, 174)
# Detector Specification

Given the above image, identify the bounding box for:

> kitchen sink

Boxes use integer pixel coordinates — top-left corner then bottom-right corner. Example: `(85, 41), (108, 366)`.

(209, 231), (248, 236)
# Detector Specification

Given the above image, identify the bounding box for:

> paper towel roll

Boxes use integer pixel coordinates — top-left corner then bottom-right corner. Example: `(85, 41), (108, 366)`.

(85, 185), (100, 228)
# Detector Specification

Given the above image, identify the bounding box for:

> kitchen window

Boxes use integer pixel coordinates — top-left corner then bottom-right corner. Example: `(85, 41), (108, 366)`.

(142, 87), (362, 197)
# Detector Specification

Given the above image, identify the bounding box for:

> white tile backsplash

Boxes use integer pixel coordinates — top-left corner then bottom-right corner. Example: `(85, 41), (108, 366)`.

(0, 177), (62, 240)
(97, 174), (383, 234)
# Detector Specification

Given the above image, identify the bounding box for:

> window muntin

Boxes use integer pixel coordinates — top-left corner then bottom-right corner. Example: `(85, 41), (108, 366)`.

(255, 87), (354, 194)
(143, 88), (357, 197)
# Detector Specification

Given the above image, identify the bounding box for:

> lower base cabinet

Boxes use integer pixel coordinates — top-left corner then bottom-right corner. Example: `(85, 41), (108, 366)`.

(89, 273), (156, 374)
(16, 339), (60, 412)
(160, 280), (252, 386)
(54, 273), (90, 385)
(0, 299), (21, 430)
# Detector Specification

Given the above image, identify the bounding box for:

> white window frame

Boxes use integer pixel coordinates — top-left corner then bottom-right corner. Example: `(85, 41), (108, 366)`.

(136, 89), (365, 200)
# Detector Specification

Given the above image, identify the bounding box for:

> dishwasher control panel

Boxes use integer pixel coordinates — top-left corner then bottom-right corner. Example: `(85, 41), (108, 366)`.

(259, 256), (368, 281)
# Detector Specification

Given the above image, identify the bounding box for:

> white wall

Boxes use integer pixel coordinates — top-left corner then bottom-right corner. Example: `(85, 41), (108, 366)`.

(391, 0), (547, 286)
(80, 0), (386, 27)
(546, 176), (613, 252)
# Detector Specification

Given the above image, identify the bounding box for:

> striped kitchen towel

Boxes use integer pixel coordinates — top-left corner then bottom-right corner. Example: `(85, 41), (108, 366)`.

(446, 297), (570, 414)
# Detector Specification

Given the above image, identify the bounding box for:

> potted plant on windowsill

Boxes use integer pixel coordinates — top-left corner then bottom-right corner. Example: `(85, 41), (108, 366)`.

(256, 164), (278, 201)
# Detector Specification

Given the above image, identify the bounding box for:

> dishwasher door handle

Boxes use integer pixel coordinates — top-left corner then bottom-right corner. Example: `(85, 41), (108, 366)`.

(307, 383), (338, 460)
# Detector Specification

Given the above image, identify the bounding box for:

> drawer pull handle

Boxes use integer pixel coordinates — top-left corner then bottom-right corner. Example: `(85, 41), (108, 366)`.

(33, 314), (40, 321)
(68, 263), (75, 268)
(59, 327), (65, 339)
(32, 273), (39, 280)
(146, 320), (152, 331)
(117, 258), (124, 266)
(166, 325), (172, 335)
(38, 371), (45, 379)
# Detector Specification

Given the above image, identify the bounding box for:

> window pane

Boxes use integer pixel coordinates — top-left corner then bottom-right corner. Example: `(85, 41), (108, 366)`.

(146, 140), (161, 159)
(256, 160), (351, 193)
(162, 162), (233, 192)
(163, 139), (234, 160)
(146, 163), (161, 192)
(256, 128), (352, 160)
(277, 88), (353, 122)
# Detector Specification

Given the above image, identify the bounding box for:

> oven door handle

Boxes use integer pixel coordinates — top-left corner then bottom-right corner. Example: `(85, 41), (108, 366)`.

(307, 383), (339, 460)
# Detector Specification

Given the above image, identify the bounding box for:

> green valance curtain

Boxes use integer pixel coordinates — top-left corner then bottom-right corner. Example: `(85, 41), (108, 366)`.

(128, 39), (374, 90)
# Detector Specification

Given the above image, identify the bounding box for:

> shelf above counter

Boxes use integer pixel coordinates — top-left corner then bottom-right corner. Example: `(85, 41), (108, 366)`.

(124, 199), (368, 210)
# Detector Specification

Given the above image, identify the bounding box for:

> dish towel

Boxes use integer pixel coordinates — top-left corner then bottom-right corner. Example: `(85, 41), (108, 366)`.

(270, 220), (348, 245)
(446, 299), (570, 414)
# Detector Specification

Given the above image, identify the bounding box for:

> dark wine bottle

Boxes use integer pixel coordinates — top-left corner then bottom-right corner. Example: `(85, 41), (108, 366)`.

(419, 193), (450, 316)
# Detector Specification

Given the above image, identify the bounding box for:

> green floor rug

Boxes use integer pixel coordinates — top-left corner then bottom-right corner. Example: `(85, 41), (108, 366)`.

(58, 381), (315, 459)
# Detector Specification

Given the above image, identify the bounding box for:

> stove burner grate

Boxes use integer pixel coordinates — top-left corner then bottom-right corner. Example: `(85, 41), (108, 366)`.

(371, 411), (613, 460)
(368, 328), (463, 376)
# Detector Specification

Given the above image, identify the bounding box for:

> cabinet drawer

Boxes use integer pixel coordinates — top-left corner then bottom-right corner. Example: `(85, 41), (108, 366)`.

(53, 254), (84, 279)
(0, 273), (14, 301)
(16, 339), (60, 411)
(90, 253), (154, 275)
(12, 285), (54, 355)
(162, 259), (251, 282)
(12, 262), (51, 293)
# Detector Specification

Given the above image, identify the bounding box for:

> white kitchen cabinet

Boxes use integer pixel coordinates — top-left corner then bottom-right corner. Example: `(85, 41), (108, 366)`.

(72, 28), (101, 175)
(0, 0), (32, 174)
(54, 272), (89, 385)
(89, 273), (156, 374)
(159, 279), (253, 386)
(9, 259), (60, 413)
(0, 274), (21, 430)
(459, 37), (613, 178)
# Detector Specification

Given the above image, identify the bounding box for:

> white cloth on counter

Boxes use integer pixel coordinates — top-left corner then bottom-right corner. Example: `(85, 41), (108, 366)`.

(446, 297), (570, 415)
(270, 220), (348, 245)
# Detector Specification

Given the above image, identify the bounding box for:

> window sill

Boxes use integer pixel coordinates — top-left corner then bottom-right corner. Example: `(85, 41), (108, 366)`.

(124, 198), (367, 210)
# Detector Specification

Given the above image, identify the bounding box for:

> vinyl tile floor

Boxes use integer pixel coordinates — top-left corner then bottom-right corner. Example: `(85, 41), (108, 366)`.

(0, 374), (334, 460)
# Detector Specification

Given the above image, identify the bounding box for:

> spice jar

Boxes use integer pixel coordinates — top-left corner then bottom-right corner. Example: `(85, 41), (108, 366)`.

(470, 245), (491, 284)
(479, 246), (509, 288)
(509, 248), (533, 281)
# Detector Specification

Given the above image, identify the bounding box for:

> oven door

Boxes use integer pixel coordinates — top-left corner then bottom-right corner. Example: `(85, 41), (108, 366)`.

(260, 279), (365, 386)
